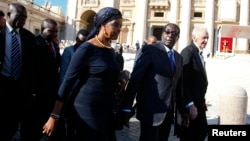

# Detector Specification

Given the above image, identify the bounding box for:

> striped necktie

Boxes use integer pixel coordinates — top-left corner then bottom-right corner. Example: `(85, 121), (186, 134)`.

(11, 30), (22, 80)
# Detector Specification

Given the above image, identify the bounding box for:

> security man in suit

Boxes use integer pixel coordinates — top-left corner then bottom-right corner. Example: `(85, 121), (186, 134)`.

(0, 3), (37, 141)
(28, 18), (62, 141)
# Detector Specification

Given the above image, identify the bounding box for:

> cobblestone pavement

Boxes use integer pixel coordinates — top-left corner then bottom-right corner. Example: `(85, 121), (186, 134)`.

(115, 117), (180, 141)
(118, 53), (250, 141)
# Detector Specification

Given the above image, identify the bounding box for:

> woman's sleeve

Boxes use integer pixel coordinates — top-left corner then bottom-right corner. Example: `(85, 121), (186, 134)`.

(57, 43), (90, 102)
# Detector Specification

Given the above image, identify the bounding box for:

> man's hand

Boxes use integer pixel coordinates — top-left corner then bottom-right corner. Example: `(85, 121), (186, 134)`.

(181, 113), (190, 127)
(122, 112), (131, 128)
(188, 104), (198, 120)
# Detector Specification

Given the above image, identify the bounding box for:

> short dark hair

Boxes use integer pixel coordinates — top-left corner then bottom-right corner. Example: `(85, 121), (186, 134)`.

(77, 29), (89, 37)
(41, 18), (58, 32)
(163, 23), (180, 35)
(0, 10), (5, 17)
(8, 3), (27, 15)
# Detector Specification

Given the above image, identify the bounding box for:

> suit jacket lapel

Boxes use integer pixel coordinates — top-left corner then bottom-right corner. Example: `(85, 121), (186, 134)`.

(158, 42), (173, 75)
(19, 28), (26, 56)
(0, 27), (6, 70)
(174, 50), (181, 74)
(192, 44), (207, 77)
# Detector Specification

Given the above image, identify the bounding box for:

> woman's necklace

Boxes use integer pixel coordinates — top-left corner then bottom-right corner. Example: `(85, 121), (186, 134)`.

(95, 35), (112, 49)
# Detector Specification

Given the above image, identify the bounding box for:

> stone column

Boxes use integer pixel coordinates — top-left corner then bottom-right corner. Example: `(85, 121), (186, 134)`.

(237, 0), (249, 52)
(65, 0), (77, 41)
(218, 85), (248, 125)
(169, 0), (179, 24)
(133, 0), (147, 47)
(103, 0), (119, 8)
(205, 0), (215, 57)
(178, 0), (191, 52)
(128, 22), (135, 46)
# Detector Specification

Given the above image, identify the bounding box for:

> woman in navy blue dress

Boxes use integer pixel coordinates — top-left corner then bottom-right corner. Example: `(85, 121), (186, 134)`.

(42, 7), (123, 141)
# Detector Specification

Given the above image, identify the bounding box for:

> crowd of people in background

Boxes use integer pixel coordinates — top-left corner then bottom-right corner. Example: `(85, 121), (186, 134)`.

(0, 2), (210, 141)
(59, 41), (138, 54)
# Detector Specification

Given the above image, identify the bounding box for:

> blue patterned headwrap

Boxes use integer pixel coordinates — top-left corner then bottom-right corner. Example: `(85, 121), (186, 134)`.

(87, 7), (122, 40)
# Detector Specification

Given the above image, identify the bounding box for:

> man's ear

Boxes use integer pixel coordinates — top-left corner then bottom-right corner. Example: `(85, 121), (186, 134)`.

(192, 35), (196, 42)
(175, 35), (179, 41)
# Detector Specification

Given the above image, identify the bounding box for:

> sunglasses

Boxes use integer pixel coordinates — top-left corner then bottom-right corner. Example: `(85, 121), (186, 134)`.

(164, 31), (178, 36)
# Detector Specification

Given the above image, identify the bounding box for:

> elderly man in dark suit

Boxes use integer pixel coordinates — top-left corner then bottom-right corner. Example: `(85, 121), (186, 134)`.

(122, 23), (188, 141)
(0, 3), (37, 141)
(180, 26), (209, 141)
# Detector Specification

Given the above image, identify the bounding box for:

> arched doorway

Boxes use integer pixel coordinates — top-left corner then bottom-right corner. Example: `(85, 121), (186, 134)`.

(79, 10), (96, 32)
(120, 27), (129, 44)
(152, 26), (164, 40)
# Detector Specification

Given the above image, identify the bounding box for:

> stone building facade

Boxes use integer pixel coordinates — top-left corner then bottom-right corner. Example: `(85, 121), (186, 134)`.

(0, 0), (66, 45)
(66, 0), (250, 55)
(1, 0), (250, 55)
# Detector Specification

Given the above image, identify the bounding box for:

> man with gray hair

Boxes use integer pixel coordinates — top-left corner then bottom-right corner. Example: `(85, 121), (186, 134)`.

(180, 25), (209, 141)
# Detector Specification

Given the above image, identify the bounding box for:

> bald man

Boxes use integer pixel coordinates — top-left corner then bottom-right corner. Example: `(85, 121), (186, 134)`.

(146, 35), (157, 44)
(134, 35), (158, 62)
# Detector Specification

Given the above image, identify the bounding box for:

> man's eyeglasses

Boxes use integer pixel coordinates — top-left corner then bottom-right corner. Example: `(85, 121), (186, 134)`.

(164, 31), (178, 36)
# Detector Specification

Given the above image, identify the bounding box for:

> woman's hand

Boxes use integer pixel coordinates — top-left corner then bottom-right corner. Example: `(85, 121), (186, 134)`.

(42, 117), (59, 136)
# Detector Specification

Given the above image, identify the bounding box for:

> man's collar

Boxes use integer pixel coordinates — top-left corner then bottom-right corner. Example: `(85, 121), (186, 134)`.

(164, 45), (174, 52)
(40, 34), (50, 43)
(193, 42), (203, 53)
(6, 22), (19, 33)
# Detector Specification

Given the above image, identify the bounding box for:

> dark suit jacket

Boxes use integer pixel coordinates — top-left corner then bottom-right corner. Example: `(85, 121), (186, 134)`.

(60, 45), (74, 84)
(180, 43), (208, 111)
(0, 27), (36, 98)
(34, 34), (61, 113)
(123, 42), (185, 126)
